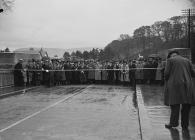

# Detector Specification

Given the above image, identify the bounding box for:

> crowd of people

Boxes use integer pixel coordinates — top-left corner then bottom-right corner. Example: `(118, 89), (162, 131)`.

(14, 57), (166, 88)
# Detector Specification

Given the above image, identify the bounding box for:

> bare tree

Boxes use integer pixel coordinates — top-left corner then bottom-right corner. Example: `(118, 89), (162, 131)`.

(0, 0), (15, 13)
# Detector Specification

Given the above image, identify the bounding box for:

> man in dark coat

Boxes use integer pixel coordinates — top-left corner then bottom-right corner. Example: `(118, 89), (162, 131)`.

(129, 60), (136, 90)
(115, 62), (120, 84)
(14, 59), (24, 86)
(42, 60), (52, 87)
(107, 62), (114, 84)
(143, 58), (154, 84)
(164, 50), (195, 131)
(64, 61), (70, 84)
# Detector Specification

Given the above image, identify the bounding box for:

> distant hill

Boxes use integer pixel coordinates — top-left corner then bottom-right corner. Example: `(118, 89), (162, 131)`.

(14, 47), (96, 58)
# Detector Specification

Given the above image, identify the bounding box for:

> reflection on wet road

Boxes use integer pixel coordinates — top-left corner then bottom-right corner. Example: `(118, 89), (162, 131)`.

(139, 84), (195, 140)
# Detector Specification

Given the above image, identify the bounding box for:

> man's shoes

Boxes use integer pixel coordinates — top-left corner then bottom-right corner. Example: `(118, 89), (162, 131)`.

(165, 124), (178, 129)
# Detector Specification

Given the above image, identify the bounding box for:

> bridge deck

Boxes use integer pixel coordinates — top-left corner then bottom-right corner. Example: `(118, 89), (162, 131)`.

(0, 85), (140, 140)
(0, 84), (194, 140)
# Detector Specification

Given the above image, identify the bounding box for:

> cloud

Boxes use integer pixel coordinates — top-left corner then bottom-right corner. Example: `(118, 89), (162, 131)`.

(0, 0), (194, 49)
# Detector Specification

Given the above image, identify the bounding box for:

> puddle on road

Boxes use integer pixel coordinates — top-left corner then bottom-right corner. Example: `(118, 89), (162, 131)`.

(111, 93), (116, 97)
(81, 98), (109, 105)
(88, 98), (107, 103)
(108, 87), (114, 92)
(139, 85), (164, 106)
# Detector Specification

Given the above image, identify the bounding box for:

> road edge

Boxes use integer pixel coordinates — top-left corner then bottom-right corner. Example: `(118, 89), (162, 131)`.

(136, 85), (153, 140)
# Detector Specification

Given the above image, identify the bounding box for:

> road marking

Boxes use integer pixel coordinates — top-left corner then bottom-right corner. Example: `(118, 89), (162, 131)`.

(0, 85), (91, 133)
(0, 85), (13, 89)
(0, 87), (39, 98)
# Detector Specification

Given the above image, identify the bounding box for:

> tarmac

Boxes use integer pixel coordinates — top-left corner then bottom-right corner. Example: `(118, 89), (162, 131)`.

(0, 84), (194, 140)
(0, 85), (140, 140)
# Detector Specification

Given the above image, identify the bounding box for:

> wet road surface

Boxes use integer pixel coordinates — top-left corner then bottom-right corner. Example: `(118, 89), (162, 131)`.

(0, 86), (86, 130)
(0, 85), (140, 140)
(138, 84), (195, 140)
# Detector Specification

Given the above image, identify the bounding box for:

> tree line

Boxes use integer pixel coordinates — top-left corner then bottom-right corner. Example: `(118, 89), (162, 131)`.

(63, 48), (105, 61)
(64, 15), (190, 61)
(103, 16), (190, 60)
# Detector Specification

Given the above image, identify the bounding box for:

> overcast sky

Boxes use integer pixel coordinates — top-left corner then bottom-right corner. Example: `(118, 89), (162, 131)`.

(0, 0), (194, 50)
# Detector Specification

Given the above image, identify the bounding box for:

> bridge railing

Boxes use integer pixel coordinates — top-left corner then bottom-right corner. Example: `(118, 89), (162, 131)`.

(0, 70), (14, 88)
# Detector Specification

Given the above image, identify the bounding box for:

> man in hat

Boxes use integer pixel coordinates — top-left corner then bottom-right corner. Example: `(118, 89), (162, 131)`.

(42, 59), (52, 87)
(14, 59), (24, 86)
(164, 50), (195, 131)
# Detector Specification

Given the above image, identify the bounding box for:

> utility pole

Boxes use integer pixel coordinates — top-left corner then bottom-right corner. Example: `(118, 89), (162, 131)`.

(182, 9), (195, 49)
(188, 9), (191, 49)
(182, 9), (195, 63)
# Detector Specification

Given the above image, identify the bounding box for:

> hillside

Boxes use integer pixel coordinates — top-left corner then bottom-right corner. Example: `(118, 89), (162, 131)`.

(102, 15), (191, 60)
(14, 47), (95, 58)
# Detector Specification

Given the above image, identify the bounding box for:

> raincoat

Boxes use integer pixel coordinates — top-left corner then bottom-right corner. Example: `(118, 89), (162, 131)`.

(164, 55), (195, 106)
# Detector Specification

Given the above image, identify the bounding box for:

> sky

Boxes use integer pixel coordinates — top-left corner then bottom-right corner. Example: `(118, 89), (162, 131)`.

(0, 0), (194, 50)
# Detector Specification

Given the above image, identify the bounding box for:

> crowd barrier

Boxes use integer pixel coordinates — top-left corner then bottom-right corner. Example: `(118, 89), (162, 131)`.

(1, 68), (195, 88)
(0, 68), (164, 88)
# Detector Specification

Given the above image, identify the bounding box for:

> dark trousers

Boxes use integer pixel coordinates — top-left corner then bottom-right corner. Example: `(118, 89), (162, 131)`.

(129, 76), (136, 90)
(170, 104), (191, 128)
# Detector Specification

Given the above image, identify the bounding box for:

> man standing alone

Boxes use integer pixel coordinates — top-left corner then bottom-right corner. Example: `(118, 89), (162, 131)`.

(164, 50), (195, 131)
(14, 59), (24, 86)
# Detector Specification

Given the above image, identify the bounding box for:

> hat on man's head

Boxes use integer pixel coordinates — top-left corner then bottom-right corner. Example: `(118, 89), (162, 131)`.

(167, 50), (179, 59)
(168, 50), (179, 55)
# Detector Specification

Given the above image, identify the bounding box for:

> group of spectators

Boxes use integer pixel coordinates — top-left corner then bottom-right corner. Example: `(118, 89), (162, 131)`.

(14, 57), (166, 88)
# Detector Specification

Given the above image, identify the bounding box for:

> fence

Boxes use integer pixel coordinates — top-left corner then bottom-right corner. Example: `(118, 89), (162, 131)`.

(0, 70), (14, 88)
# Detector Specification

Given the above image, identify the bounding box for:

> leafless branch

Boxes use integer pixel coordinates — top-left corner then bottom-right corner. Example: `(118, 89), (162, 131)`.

(1, 0), (15, 12)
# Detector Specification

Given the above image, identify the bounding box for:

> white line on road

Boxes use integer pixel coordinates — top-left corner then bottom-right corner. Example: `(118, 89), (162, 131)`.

(0, 86), (39, 98)
(0, 85), (91, 133)
(0, 85), (13, 89)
